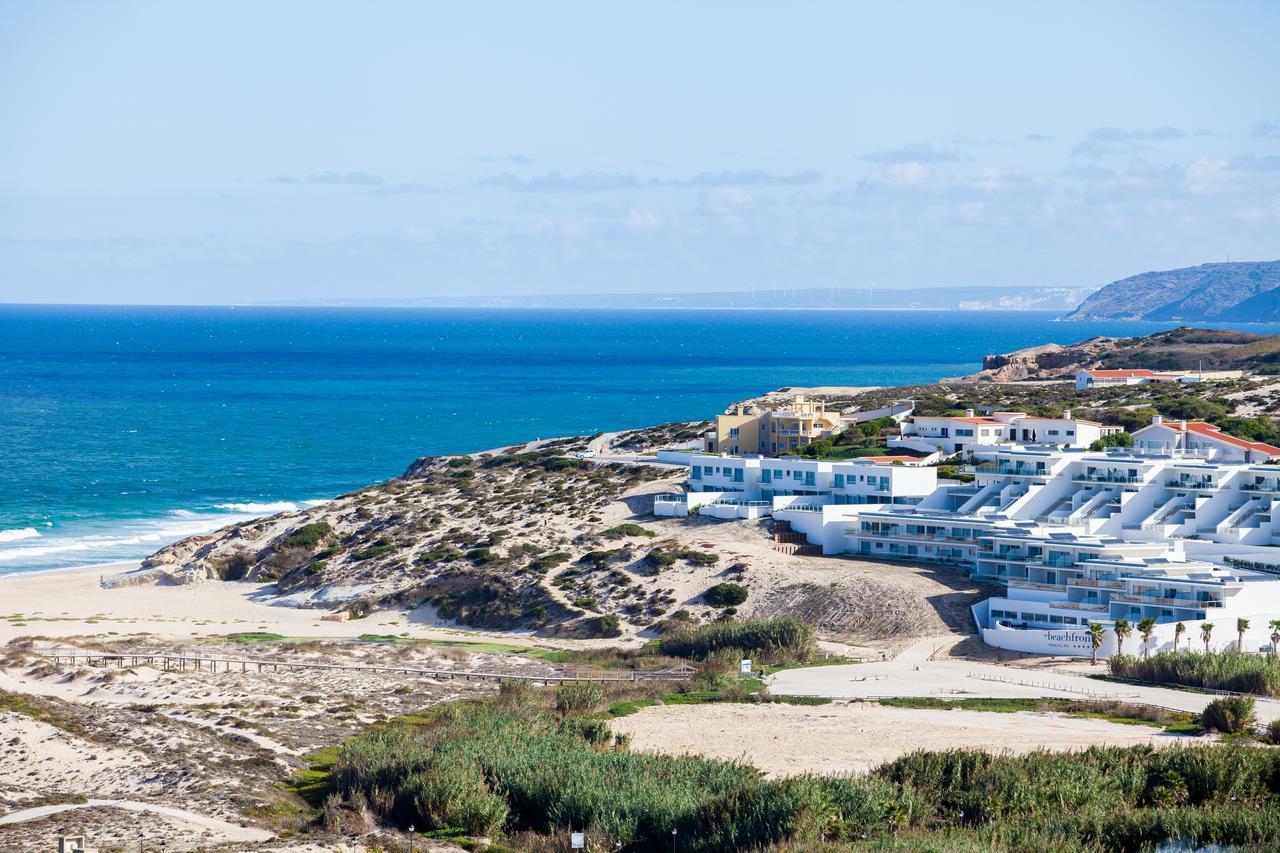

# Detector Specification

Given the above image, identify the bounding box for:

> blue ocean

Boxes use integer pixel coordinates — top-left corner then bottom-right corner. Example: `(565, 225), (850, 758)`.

(3, 306), (1278, 574)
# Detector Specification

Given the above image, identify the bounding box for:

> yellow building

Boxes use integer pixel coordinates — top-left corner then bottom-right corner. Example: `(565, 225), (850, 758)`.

(704, 396), (839, 455)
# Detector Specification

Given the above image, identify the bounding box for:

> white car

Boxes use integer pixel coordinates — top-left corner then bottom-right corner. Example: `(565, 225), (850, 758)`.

(576, 449), (597, 458)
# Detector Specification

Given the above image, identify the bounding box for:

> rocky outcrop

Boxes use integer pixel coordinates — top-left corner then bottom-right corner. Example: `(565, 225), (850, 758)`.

(1066, 260), (1280, 321)
(974, 338), (1118, 381)
(955, 326), (1280, 382)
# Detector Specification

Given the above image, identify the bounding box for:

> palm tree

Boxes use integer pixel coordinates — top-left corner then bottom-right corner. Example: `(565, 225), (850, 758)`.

(1201, 621), (1214, 653)
(1138, 617), (1156, 659)
(1237, 618), (1250, 653)
(1087, 622), (1106, 664)
(1269, 619), (1280, 656)
(1113, 619), (1131, 657)
(1174, 621), (1186, 653)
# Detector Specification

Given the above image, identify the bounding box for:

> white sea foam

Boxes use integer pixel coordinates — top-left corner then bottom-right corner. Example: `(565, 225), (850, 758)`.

(0, 498), (330, 574)
(214, 501), (299, 514)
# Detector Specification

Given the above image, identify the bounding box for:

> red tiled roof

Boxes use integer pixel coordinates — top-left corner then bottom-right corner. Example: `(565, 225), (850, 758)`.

(868, 455), (920, 465)
(1165, 421), (1280, 455)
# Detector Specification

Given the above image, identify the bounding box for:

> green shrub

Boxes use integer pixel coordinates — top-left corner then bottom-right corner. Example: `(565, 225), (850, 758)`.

(601, 523), (656, 539)
(1201, 696), (1256, 734)
(555, 683), (606, 717)
(703, 583), (748, 608)
(658, 618), (815, 664)
(279, 521), (333, 551)
(1266, 718), (1280, 745)
(531, 552), (571, 571)
(352, 541), (397, 561)
(589, 613), (622, 637)
(465, 547), (498, 565)
(1109, 650), (1280, 696)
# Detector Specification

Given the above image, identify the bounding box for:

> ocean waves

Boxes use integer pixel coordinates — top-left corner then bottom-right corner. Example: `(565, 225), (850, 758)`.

(0, 499), (329, 574)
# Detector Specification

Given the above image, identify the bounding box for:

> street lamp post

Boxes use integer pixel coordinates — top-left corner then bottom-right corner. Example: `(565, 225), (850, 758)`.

(408, 824), (415, 853)
(137, 830), (144, 853)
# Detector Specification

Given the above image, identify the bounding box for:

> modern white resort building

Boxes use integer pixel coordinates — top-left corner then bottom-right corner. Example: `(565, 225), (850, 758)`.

(658, 416), (1280, 658)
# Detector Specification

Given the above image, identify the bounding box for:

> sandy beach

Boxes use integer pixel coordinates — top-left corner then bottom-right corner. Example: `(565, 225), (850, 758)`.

(0, 562), (564, 648)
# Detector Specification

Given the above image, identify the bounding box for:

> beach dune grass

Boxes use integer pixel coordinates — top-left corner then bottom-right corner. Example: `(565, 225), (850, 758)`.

(319, 692), (1280, 850)
(1109, 650), (1280, 696)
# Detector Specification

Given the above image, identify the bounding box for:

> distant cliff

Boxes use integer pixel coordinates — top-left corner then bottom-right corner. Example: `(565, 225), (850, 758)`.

(956, 327), (1280, 381)
(1066, 261), (1280, 321)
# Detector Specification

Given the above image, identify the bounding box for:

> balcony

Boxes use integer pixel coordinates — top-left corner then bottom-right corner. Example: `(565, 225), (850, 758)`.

(1073, 473), (1141, 484)
(1028, 557), (1078, 569)
(976, 550), (1035, 562)
(1008, 579), (1066, 591)
(1111, 593), (1221, 609)
(970, 464), (1049, 478)
(1056, 601), (1109, 613)
(1068, 578), (1125, 590)
(1166, 479), (1217, 491)
(1242, 482), (1280, 493)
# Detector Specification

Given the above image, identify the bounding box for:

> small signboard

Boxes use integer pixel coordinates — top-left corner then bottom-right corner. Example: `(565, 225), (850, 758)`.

(740, 659), (751, 673)
(571, 831), (585, 849)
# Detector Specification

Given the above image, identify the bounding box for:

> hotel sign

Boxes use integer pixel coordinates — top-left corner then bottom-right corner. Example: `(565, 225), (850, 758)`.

(1044, 629), (1092, 652)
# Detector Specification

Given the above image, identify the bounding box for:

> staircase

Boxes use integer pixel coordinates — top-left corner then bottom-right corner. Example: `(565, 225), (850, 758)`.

(772, 520), (821, 556)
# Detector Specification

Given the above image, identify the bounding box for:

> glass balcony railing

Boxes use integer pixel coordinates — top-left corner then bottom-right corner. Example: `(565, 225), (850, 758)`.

(1166, 479), (1216, 491)
(1073, 473), (1141, 484)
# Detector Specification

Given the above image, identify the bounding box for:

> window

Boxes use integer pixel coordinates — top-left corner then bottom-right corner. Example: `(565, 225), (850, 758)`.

(691, 466), (702, 480)
(834, 474), (845, 488)
(955, 428), (974, 437)
(761, 469), (772, 483)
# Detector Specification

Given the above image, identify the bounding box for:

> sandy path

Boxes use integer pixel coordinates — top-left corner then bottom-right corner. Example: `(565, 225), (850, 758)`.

(769, 658), (1280, 723)
(611, 702), (1189, 777)
(0, 800), (274, 841)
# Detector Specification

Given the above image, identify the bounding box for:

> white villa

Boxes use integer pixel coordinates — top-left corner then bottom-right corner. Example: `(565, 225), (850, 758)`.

(659, 416), (1280, 658)
(890, 409), (1122, 455)
(656, 453), (938, 521)
(1075, 368), (1244, 390)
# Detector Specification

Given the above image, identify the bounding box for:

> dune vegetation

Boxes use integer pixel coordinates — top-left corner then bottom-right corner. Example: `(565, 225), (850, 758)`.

(1109, 651), (1280, 697)
(316, 685), (1280, 851)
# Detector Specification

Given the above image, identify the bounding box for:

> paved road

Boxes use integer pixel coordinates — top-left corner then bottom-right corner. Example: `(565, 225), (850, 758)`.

(0, 799), (274, 842)
(770, 640), (1280, 724)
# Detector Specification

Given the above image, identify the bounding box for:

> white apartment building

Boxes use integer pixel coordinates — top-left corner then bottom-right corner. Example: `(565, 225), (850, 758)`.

(667, 433), (1280, 658)
(654, 453), (937, 521)
(1132, 416), (1280, 463)
(1075, 368), (1245, 390)
(890, 409), (1121, 455)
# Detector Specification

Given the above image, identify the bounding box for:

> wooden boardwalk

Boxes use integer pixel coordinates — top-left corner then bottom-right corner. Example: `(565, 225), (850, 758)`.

(44, 652), (696, 685)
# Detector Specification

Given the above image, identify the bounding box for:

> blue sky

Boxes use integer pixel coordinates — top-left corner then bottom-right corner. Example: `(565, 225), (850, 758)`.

(2, 1), (1279, 303)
